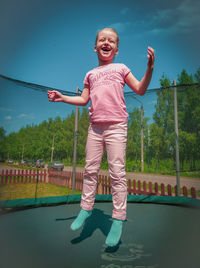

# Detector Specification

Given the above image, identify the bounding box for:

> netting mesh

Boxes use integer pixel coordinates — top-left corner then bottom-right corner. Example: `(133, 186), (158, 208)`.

(0, 74), (200, 202)
(125, 84), (200, 174)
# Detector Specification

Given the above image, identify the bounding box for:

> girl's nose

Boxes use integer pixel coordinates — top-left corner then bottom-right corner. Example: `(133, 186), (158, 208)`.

(103, 40), (110, 47)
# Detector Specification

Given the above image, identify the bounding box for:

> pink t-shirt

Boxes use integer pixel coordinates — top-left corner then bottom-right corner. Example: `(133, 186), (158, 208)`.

(84, 63), (130, 124)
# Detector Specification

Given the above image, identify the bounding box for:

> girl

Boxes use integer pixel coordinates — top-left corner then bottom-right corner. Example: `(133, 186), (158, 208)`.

(48, 28), (155, 247)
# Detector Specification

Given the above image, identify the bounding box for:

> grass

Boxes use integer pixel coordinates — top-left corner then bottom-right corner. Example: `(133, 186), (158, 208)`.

(127, 169), (200, 179)
(178, 171), (200, 179)
(0, 163), (42, 170)
(0, 181), (199, 202)
(0, 183), (81, 201)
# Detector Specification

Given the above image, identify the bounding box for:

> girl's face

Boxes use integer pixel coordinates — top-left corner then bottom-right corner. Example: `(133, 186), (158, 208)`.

(95, 29), (119, 65)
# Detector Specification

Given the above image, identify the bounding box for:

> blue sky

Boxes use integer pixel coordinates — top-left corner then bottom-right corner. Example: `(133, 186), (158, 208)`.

(0, 0), (200, 134)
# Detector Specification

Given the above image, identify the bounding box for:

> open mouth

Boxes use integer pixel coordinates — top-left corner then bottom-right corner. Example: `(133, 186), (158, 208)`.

(102, 47), (111, 52)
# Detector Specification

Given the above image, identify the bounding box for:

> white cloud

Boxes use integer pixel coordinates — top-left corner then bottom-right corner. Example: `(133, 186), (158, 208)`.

(175, 0), (200, 30)
(146, 0), (200, 36)
(151, 9), (173, 23)
(17, 113), (27, 118)
(147, 100), (157, 105)
(107, 22), (131, 33)
(0, 106), (13, 112)
(178, 0), (200, 15)
(121, 8), (130, 15)
(17, 113), (35, 119)
(5, 116), (12, 120)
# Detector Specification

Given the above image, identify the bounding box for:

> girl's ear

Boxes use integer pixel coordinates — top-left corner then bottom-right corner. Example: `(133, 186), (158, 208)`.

(94, 46), (97, 52)
(115, 47), (119, 55)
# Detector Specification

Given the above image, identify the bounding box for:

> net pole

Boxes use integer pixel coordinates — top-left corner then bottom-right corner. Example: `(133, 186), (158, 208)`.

(21, 143), (25, 162)
(51, 132), (55, 162)
(173, 79), (180, 196)
(72, 87), (79, 194)
(141, 104), (144, 172)
(132, 96), (144, 172)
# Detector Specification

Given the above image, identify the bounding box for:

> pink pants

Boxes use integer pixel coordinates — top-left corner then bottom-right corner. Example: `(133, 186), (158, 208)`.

(81, 122), (127, 220)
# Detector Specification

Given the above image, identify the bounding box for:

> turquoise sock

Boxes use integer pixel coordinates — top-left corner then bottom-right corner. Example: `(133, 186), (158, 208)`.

(105, 219), (123, 247)
(70, 209), (92, 231)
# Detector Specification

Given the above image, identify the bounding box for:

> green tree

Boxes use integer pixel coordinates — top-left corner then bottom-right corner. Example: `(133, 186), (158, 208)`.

(0, 127), (5, 140)
(0, 127), (6, 160)
(177, 69), (200, 170)
(127, 107), (149, 171)
(151, 69), (200, 172)
(152, 75), (175, 166)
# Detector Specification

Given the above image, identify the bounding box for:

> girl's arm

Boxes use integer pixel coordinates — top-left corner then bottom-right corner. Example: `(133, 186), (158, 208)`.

(48, 85), (90, 106)
(125, 46), (155, 96)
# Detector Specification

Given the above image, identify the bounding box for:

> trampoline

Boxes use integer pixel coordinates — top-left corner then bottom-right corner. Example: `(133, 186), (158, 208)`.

(0, 195), (200, 268)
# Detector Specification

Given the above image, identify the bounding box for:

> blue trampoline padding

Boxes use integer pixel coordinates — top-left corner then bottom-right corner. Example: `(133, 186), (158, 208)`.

(0, 194), (200, 209)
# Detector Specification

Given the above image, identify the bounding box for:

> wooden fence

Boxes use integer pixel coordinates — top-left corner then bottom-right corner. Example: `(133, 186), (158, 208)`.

(0, 169), (198, 199)
(98, 174), (197, 198)
(0, 169), (47, 184)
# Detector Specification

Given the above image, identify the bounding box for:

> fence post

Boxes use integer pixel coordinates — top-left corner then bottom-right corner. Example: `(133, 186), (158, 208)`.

(167, 184), (172, 196)
(191, 187), (196, 199)
(17, 169), (20, 184)
(161, 183), (165, 196)
(183, 186), (188, 197)
(149, 182), (152, 195)
(72, 87), (79, 194)
(97, 175), (103, 194)
(13, 170), (16, 184)
(45, 169), (49, 183)
(133, 180), (136, 194)
(128, 179), (132, 194)
(154, 182), (159, 195)
(1, 170), (4, 185)
(138, 180), (141, 194)
(9, 169), (13, 184)
(5, 170), (9, 184)
(143, 181), (147, 195)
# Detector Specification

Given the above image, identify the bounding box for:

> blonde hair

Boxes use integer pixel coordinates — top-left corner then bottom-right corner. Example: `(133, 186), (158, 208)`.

(95, 28), (120, 47)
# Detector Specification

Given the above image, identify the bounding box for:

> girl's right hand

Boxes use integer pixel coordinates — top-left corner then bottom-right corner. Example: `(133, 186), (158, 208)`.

(48, 90), (63, 102)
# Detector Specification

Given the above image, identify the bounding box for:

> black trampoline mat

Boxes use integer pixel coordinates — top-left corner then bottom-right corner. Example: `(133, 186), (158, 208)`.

(0, 202), (200, 268)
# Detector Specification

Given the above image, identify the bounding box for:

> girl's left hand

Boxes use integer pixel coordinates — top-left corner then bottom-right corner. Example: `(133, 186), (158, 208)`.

(147, 46), (155, 70)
